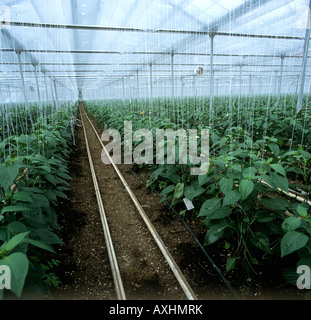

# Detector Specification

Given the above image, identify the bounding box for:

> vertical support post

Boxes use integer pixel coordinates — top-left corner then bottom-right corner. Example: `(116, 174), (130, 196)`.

(43, 72), (49, 102)
(16, 51), (29, 109)
(149, 63), (153, 100)
(33, 63), (42, 108)
(53, 79), (59, 109)
(171, 52), (174, 102)
(122, 78), (125, 101)
(7, 85), (12, 104)
(297, 1), (311, 113)
(129, 81), (133, 104)
(296, 75), (300, 95)
(275, 71), (278, 96)
(249, 74), (252, 95)
(181, 77), (184, 98)
(50, 76), (56, 107)
(193, 75), (196, 97)
(278, 56), (285, 100)
(239, 65), (242, 99)
(209, 34), (215, 111)
(136, 70), (140, 99)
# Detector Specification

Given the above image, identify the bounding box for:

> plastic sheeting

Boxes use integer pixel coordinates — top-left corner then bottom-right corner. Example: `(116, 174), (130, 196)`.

(0, 0), (310, 102)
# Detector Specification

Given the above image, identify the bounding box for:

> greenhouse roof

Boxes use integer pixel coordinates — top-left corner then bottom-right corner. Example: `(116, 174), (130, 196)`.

(0, 0), (310, 98)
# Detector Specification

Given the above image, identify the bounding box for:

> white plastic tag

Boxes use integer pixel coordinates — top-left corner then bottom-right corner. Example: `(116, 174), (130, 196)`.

(183, 198), (194, 210)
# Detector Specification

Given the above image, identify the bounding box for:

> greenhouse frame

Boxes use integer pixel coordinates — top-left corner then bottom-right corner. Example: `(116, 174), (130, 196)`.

(0, 0), (311, 304)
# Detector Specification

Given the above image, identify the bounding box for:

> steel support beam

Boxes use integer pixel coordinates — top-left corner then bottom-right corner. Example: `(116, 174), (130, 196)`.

(16, 51), (29, 109)
(171, 53), (174, 102)
(209, 34), (215, 113)
(149, 63), (153, 100)
(33, 63), (42, 108)
(278, 56), (285, 99)
(297, 0), (311, 114)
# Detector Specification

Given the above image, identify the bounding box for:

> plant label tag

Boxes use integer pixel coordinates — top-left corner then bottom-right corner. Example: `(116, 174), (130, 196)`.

(183, 198), (194, 211)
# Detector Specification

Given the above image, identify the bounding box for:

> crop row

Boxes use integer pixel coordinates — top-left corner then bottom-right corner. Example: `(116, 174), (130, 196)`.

(86, 94), (311, 294)
(0, 103), (77, 299)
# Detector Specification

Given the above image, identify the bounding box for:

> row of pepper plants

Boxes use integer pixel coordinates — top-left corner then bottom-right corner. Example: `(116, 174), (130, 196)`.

(0, 102), (77, 299)
(86, 94), (311, 295)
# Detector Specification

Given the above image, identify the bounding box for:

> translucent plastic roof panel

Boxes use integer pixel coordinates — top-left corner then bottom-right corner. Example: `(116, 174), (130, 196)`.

(0, 0), (310, 99)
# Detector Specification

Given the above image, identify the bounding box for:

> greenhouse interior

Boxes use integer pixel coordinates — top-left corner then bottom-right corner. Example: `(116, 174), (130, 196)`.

(0, 0), (311, 303)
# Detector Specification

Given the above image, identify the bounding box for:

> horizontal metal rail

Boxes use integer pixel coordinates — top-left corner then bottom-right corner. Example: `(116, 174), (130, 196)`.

(1, 62), (308, 68)
(3, 21), (307, 40)
(1, 48), (309, 59)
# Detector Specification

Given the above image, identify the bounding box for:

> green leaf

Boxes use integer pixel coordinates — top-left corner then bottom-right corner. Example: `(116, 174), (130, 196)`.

(299, 150), (311, 159)
(0, 252), (29, 297)
(149, 167), (165, 181)
(297, 206), (308, 218)
(45, 174), (56, 186)
(204, 220), (228, 245)
(206, 206), (232, 219)
(239, 179), (254, 200)
(174, 183), (184, 199)
(27, 194), (49, 209)
(23, 238), (56, 254)
(198, 198), (222, 217)
(198, 174), (211, 186)
(53, 190), (68, 200)
(230, 164), (242, 172)
(12, 191), (33, 203)
(268, 143), (280, 157)
(270, 164), (286, 177)
(263, 173), (289, 192)
(282, 217), (302, 232)
(191, 187), (206, 200)
(30, 229), (63, 245)
(1, 206), (31, 214)
(281, 268), (299, 286)
(242, 167), (257, 179)
(274, 173), (289, 192)
(0, 162), (21, 191)
(160, 185), (175, 196)
(281, 231), (309, 257)
(37, 166), (51, 173)
(219, 178), (233, 195)
(223, 190), (241, 207)
(185, 187), (205, 201)
(261, 197), (289, 211)
(226, 257), (236, 272)
(1, 231), (30, 253)
(250, 232), (271, 253)
(6, 222), (28, 235)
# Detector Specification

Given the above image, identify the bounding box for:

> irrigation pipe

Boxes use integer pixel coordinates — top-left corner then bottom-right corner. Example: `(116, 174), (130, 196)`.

(260, 179), (311, 207)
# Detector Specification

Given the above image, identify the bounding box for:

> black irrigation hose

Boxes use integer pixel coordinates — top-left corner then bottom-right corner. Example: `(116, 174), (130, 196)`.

(126, 167), (241, 300)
